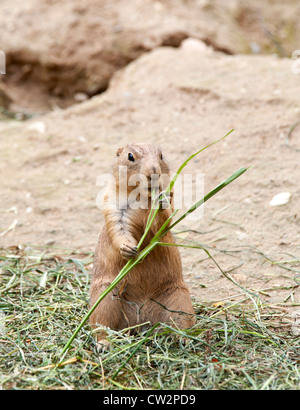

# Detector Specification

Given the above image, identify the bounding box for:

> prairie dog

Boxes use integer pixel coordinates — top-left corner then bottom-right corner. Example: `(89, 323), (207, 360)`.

(90, 143), (195, 343)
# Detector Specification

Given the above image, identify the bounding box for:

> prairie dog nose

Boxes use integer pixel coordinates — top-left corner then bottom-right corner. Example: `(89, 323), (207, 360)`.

(145, 165), (161, 179)
(152, 165), (159, 174)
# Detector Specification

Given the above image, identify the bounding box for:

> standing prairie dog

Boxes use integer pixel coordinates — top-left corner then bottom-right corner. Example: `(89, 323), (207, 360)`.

(90, 143), (195, 344)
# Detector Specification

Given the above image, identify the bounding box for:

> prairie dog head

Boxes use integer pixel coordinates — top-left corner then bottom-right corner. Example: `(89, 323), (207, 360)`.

(113, 143), (170, 198)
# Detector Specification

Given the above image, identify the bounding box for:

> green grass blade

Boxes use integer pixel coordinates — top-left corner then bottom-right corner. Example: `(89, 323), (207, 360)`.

(157, 241), (257, 297)
(156, 166), (249, 239)
(165, 128), (234, 196)
(60, 242), (157, 359)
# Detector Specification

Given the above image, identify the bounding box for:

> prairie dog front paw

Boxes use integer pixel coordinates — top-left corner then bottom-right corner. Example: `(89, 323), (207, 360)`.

(120, 243), (138, 260)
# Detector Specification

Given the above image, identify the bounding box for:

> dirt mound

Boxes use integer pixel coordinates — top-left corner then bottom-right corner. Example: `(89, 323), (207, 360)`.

(1, 0), (299, 112)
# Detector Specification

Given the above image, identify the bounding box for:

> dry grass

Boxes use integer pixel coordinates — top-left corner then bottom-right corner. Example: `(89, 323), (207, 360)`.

(0, 246), (299, 390)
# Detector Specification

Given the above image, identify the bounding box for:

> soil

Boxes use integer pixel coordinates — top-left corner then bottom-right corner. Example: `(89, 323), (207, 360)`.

(0, 1), (299, 329)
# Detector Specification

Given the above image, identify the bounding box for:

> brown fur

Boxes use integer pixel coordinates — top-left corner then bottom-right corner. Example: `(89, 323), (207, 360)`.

(90, 143), (195, 343)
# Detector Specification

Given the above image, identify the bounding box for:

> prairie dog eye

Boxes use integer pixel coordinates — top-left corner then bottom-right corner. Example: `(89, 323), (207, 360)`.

(128, 153), (135, 162)
(160, 152), (163, 160)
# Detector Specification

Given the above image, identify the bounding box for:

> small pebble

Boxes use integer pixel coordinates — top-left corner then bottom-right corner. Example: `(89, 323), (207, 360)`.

(269, 192), (291, 206)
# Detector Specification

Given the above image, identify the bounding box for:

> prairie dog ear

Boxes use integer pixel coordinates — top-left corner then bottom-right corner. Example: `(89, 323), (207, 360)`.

(116, 146), (124, 157)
